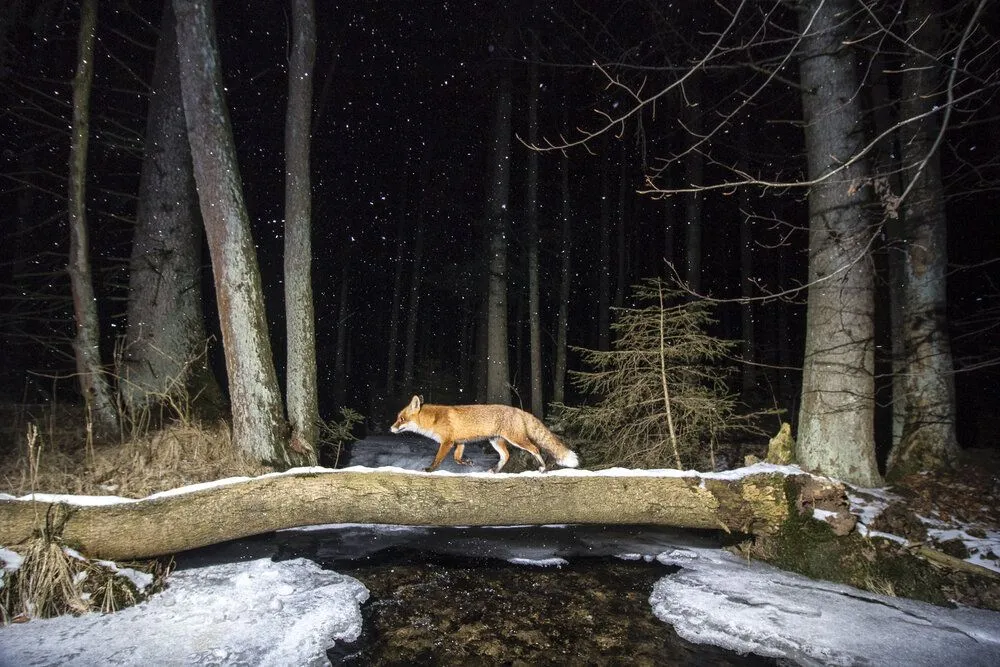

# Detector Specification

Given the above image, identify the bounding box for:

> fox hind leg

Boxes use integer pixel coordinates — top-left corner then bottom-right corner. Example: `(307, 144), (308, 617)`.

(488, 437), (509, 473)
(505, 437), (547, 472)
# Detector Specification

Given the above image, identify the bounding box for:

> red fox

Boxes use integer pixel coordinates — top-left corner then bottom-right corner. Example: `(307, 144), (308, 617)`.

(390, 395), (580, 473)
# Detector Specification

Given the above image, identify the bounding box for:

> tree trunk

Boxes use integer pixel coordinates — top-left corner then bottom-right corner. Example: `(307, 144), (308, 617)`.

(385, 164), (409, 399)
(597, 143), (612, 351)
(484, 10), (513, 405)
(553, 109), (572, 405)
(333, 258), (350, 407)
(796, 0), (881, 487)
(683, 75), (704, 295)
(173, 0), (299, 468)
(283, 0), (319, 460)
(738, 178), (756, 395)
(614, 142), (630, 308)
(67, 0), (117, 438)
(868, 50), (906, 452)
(402, 220), (424, 393)
(124, 0), (222, 422)
(0, 469), (837, 561)
(663, 176), (677, 277)
(887, 0), (959, 480)
(526, 36), (543, 418)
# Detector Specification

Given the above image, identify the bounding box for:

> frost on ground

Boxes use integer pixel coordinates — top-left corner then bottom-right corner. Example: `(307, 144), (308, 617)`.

(650, 547), (1000, 666)
(0, 557), (368, 667)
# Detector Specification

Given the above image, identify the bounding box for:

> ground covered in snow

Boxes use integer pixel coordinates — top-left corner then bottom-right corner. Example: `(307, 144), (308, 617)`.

(0, 557), (368, 666)
(652, 546), (1000, 666)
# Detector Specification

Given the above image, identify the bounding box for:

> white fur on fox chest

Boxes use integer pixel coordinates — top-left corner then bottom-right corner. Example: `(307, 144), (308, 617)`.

(395, 422), (444, 442)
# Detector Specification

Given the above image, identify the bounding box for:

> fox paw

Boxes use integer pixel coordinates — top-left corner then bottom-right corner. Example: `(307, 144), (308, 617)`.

(456, 458), (474, 466)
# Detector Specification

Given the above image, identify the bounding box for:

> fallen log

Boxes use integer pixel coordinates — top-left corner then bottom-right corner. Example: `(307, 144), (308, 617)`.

(0, 466), (846, 561)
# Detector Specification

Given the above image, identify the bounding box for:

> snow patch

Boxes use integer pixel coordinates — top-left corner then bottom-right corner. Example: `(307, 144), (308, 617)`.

(650, 547), (1000, 665)
(508, 557), (568, 568)
(0, 557), (368, 666)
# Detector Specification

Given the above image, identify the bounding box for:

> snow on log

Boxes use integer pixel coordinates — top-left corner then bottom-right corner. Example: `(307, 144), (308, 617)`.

(0, 466), (850, 561)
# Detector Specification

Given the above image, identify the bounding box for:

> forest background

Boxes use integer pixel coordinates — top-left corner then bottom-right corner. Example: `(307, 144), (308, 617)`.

(1, 0), (998, 489)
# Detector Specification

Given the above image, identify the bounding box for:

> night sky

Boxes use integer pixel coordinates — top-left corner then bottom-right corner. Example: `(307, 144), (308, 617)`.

(1, 1), (998, 443)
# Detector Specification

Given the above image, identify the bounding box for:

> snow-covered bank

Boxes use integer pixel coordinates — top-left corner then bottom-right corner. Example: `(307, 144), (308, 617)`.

(3, 523), (1000, 666)
(651, 546), (1000, 666)
(0, 557), (367, 666)
(3, 435), (1000, 665)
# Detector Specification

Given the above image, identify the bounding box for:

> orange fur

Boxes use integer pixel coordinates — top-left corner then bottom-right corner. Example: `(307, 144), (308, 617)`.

(390, 395), (579, 473)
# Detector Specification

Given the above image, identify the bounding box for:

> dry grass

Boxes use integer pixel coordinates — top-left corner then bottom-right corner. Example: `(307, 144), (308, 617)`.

(0, 397), (293, 624)
(1, 535), (168, 623)
(0, 408), (261, 623)
(1, 415), (271, 500)
(863, 575), (898, 598)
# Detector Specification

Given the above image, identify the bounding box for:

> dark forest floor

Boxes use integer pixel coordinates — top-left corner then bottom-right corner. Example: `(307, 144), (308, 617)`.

(862, 448), (1000, 609)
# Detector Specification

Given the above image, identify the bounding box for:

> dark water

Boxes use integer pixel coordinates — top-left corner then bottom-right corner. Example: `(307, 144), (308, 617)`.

(176, 525), (779, 666)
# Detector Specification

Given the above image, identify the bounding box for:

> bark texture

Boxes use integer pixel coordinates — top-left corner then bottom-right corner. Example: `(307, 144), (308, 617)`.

(886, 0), (959, 480)
(553, 110), (572, 405)
(284, 0), (319, 459)
(484, 10), (513, 405)
(402, 222), (423, 392)
(796, 0), (881, 487)
(597, 145), (612, 351)
(683, 73), (704, 294)
(526, 36), (543, 418)
(67, 0), (117, 437)
(0, 469), (830, 561)
(124, 0), (221, 418)
(173, 0), (297, 466)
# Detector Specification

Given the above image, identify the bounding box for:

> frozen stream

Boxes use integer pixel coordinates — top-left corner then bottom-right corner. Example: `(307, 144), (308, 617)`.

(174, 522), (772, 666)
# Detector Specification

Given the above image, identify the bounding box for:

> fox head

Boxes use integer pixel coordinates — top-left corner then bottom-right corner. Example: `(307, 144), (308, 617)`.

(390, 395), (423, 434)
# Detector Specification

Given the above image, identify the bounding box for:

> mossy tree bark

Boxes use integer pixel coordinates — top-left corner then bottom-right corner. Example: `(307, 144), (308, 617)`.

(0, 470), (836, 561)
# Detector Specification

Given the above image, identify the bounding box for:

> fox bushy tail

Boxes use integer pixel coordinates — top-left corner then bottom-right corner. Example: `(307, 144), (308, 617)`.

(526, 416), (579, 468)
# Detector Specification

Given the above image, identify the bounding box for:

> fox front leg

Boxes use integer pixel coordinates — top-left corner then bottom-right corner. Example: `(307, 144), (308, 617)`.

(426, 440), (455, 472)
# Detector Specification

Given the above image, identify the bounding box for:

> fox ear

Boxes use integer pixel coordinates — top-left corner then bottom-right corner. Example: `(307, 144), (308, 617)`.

(409, 395), (422, 410)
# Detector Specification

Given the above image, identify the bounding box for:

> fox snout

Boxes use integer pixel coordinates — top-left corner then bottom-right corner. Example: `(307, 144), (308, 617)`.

(390, 413), (412, 433)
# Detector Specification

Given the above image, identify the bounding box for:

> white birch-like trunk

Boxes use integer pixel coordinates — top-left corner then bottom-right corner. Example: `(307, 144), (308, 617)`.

(796, 0), (881, 487)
